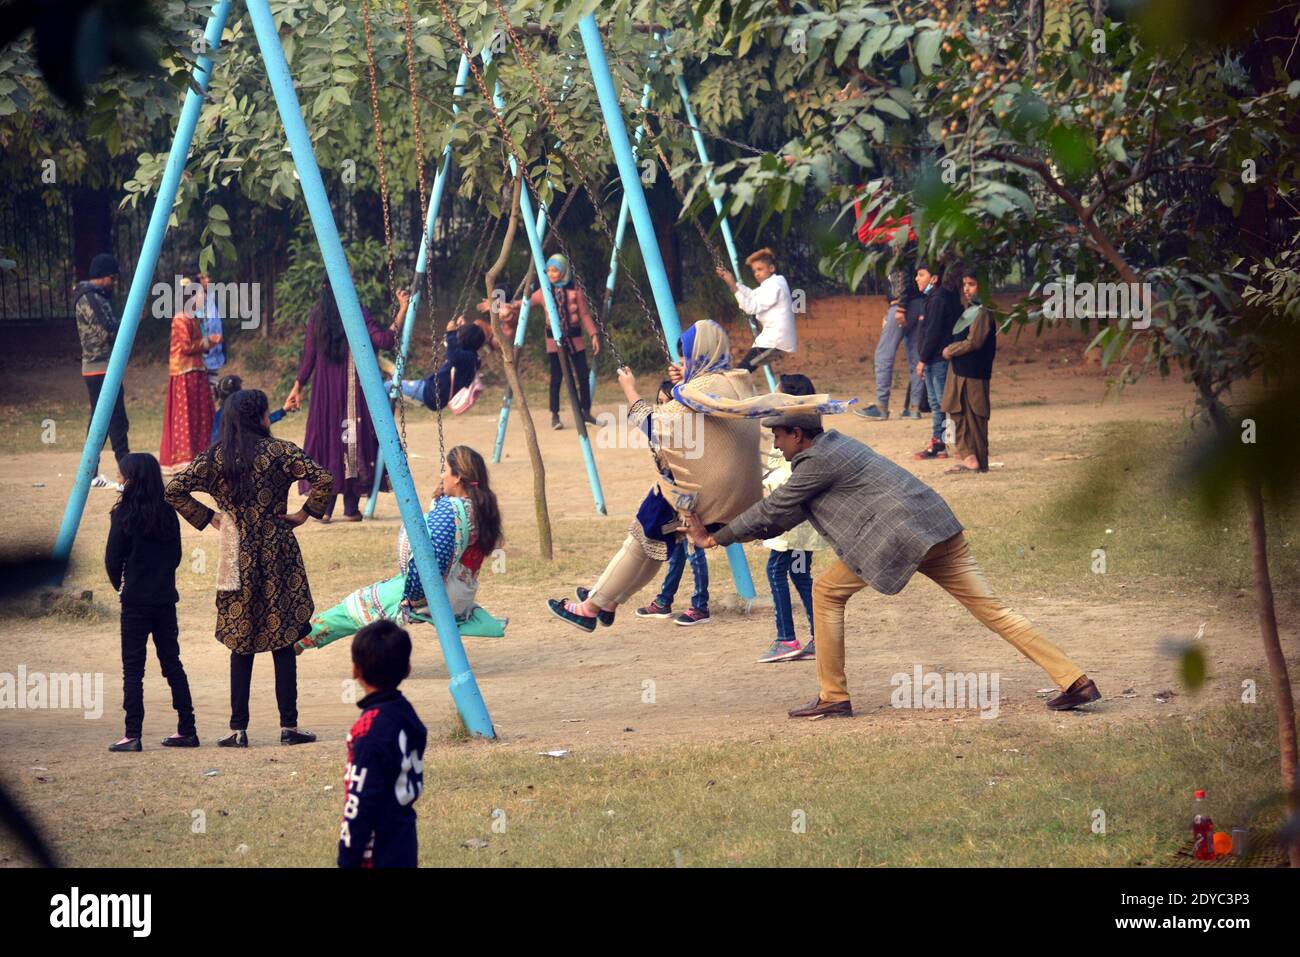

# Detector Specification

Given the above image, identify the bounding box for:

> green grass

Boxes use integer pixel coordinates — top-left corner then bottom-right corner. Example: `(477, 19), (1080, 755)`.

(958, 420), (1300, 609)
(7, 701), (1287, 867)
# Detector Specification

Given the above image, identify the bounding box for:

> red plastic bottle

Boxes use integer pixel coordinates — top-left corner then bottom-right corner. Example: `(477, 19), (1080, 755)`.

(1192, 789), (1216, 860)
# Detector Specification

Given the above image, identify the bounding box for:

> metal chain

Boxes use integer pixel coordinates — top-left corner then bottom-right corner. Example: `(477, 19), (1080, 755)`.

(400, 0), (447, 471)
(430, 0), (635, 371)
(642, 119), (728, 274)
(493, 0), (673, 367)
(361, 0), (398, 303)
(361, 0), (415, 470)
(456, 211), (506, 321)
(599, 47), (732, 274)
(638, 112), (774, 352)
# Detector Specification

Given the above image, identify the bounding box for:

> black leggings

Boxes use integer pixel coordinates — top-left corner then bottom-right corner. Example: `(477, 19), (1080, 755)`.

(228, 645), (298, 731)
(120, 604), (195, 739)
(548, 348), (592, 415)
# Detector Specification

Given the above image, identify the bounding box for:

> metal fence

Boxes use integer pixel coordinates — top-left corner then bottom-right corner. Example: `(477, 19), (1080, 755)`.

(0, 189), (200, 322)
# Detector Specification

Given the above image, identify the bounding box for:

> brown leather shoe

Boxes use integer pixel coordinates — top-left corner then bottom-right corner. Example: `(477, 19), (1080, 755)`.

(1047, 677), (1101, 711)
(788, 696), (853, 719)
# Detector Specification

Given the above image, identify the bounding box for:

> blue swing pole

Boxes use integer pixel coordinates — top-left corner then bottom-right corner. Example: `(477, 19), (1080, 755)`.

(49, 0), (235, 584)
(483, 53), (607, 515)
(578, 15), (757, 603)
(247, 0), (493, 738)
(674, 74), (778, 394)
(366, 52), (473, 519)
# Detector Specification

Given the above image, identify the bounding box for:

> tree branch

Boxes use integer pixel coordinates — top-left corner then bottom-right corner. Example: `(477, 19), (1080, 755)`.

(986, 148), (1142, 284)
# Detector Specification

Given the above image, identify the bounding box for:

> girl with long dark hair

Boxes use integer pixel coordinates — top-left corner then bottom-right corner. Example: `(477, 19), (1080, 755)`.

(389, 316), (487, 412)
(105, 452), (196, 751)
(209, 373), (293, 446)
(285, 276), (409, 521)
(296, 444), (507, 654)
(165, 389), (334, 747)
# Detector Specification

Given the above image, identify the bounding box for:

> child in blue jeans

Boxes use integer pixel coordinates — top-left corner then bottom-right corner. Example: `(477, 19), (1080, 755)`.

(634, 380), (710, 626)
(757, 374), (825, 662)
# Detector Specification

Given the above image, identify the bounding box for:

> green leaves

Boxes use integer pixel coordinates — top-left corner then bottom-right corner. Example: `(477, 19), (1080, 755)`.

(835, 23), (869, 68)
(858, 24), (891, 68)
(872, 96), (909, 121)
(835, 127), (873, 168)
(915, 27), (943, 76)
(416, 34), (445, 62)
(1044, 123), (1096, 180)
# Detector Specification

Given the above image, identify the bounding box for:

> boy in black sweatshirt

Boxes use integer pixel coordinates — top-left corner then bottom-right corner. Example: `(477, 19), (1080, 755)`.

(104, 452), (197, 752)
(914, 264), (963, 460)
(338, 620), (427, 868)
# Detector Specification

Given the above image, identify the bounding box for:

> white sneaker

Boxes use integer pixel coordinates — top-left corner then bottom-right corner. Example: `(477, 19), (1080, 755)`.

(91, 474), (122, 491)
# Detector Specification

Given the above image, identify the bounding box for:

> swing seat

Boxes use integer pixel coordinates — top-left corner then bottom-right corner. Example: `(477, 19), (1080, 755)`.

(407, 604), (508, 639)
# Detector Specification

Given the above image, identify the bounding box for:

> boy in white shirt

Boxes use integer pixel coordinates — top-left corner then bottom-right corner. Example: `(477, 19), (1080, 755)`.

(716, 248), (796, 372)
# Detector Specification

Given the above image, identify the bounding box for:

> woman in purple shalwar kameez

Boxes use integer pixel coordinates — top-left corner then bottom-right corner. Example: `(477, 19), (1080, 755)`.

(285, 278), (409, 521)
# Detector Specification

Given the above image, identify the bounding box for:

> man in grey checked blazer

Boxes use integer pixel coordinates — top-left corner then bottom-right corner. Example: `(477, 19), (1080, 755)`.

(686, 412), (1100, 719)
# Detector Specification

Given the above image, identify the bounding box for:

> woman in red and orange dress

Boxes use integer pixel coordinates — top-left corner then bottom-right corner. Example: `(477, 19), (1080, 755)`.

(160, 280), (217, 473)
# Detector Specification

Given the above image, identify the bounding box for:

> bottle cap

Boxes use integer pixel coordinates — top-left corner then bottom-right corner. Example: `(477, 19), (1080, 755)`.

(1194, 789), (1206, 799)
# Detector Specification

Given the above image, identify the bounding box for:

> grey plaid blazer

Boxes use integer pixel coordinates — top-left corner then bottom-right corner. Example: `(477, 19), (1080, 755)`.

(714, 429), (963, 595)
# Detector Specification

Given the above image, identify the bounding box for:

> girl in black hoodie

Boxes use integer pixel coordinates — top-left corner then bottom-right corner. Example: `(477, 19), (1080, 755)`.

(105, 453), (197, 752)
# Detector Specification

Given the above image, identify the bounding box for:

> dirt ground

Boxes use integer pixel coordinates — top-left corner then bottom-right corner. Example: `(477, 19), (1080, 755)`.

(0, 320), (1286, 798)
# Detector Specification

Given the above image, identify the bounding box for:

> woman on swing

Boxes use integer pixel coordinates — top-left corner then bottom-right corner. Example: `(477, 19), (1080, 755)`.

(479, 253), (600, 431)
(548, 319), (851, 632)
(295, 445), (506, 654)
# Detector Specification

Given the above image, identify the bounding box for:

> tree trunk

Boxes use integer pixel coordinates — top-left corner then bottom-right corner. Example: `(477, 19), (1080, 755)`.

(1202, 390), (1299, 867)
(485, 178), (553, 560)
(1243, 475), (1300, 867)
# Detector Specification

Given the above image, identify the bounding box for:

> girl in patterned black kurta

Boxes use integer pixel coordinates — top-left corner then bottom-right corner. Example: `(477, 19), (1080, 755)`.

(165, 389), (334, 747)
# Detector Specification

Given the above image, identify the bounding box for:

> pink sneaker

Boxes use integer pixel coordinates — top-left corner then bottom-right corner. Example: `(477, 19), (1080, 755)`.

(674, 608), (712, 626)
(636, 599), (673, 619)
(758, 639), (803, 662)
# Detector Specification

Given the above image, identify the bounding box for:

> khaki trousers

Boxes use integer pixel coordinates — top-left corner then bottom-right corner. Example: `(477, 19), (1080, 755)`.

(811, 532), (1085, 703)
(588, 534), (665, 609)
